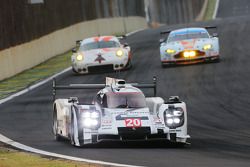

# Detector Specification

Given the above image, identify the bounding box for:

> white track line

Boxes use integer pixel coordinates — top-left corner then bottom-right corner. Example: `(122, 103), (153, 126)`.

(0, 67), (71, 105)
(213, 0), (220, 19)
(0, 134), (143, 167)
(0, 30), (145, 167)
(126, 28), (145, 36)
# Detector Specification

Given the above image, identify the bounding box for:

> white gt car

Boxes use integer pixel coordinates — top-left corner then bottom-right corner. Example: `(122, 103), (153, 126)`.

(160, 27), (220, 66)
(52, 77), (190, 147)
(71, 36), (132, 74)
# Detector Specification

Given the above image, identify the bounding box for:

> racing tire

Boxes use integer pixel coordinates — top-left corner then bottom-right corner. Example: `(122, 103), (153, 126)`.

(125, 59), (132, 69)
(214, 57), (221, 63)
(70, 111), (84, 147)
(72, 67), (79, 74)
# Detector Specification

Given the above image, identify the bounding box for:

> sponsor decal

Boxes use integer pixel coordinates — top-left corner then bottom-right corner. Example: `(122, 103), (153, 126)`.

(95, 54), (105, 64)
(125, 118), (141, 127)
(102, 36), (113, 42)
(93, 37), (99, 42)
(169, 129), (182, 132)
(101, 127), (112, 130)
(116, 114), (148, 121)
(102, 120), (112, 124)
(102, 48), (111, 52)
(180, 39), (196, 49)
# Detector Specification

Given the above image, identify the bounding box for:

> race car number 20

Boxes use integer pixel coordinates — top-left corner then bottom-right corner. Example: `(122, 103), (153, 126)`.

(125, 118), (141, 127)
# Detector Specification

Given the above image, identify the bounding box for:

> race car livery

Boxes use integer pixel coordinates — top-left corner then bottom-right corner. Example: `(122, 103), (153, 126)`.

(160, 27), (220, 66)
(71, 36), (131, 74)
(52, 77), (190, 147)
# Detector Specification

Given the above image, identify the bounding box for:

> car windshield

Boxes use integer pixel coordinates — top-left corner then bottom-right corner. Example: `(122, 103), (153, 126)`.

(168, 31), (209, 43)
(80, 41), (120, 51)
(107, 92), (146, 108)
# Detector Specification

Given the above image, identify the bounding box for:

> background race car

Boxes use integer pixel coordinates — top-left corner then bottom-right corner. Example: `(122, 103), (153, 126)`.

(52, 77), (190, 147)
(71, 36), (132, 74)
(160, 27), (220, 67)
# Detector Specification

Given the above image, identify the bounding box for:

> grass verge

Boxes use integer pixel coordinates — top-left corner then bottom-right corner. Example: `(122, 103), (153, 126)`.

(0, 51), (71, 99)
(203, 0), (217, 20)
(0, 146), (101, 167)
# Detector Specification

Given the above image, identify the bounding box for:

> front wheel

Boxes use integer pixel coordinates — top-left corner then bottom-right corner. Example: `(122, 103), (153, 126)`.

(53, 109), (63, 141)
(72, 67), (79, 74)
(70, 111), (84, 147)
(125, 59), (132, 69)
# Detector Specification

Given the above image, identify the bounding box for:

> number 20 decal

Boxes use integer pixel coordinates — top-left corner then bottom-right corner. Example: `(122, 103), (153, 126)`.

(125, 118), (141, 127)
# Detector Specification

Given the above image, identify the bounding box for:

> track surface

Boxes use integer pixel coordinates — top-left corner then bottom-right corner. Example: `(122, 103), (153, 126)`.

(1, 1), (250, 166)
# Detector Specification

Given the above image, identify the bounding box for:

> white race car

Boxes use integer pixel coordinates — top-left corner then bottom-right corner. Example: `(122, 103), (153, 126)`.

(52, 77), (190, 147)
(160, 27), (220, 67)
(71, 36), (132, 74)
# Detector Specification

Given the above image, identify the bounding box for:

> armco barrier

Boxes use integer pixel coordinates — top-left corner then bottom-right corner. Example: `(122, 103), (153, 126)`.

(0, 17), (147, 81)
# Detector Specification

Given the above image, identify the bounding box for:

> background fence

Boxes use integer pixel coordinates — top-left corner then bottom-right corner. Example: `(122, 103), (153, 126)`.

(145, 0), (204, 25)
(0, 0), (145, 51)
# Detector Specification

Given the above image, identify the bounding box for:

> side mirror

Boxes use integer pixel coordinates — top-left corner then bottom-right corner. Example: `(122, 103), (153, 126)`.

(76, 40), (82, 46)
(123, 43), (129, 47)
(159, 39), (165, 44)
(168, 96), (180, 103)
(212, 33), (218, 37)
(121, 35), (126, 39)
(72, 48), (77, 53)
(68, 97), (78, 103)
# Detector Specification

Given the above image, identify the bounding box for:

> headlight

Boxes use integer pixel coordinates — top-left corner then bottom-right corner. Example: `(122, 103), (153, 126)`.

(166, 49), (176, 54)
(116, 50), (124, 57)
(91, 112), (100, 118)
(203, 44), (212, 50)
(82, 111), (91, 118)
(76, 54), (83, 61)
(164, 107), (184, 128)
(83, 118), (92, 127)
(81, 111), (100, 129)
(183, 50), (196, 58)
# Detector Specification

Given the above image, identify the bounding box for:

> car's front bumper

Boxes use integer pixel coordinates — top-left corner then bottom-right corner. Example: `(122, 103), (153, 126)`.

(161, 55), (220, 65)
(82, 126), (190, 145)
(72, 58), (129, 74)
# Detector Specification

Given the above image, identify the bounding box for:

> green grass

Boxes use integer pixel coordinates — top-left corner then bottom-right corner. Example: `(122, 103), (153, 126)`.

(0, 51), (72, 99)
(203, 0), (217, 20)
(0, 147), (100, 167)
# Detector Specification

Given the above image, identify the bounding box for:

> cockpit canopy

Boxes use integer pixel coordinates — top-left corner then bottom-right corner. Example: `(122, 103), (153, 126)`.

(98, 91), (147, 109)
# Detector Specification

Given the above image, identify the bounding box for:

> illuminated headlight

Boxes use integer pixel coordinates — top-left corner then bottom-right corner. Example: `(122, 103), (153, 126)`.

(166, 49), (176, 54)
(83, 118), (92, 127)
(173, 118), (180, 124)
(83, 118), (99, 127)
(91, 119), (99, 126)
(76, 54), (83, 61)
(203, 44), (212, 50)
(116, 50), (124, 57)
(164, 107), (184, 128)
(91, 112), (100, 118)
(167, 119), (174, 125)
(81, 111), (100, 129)
(183, 51), (196, 58)
(82, 111), (91, 118)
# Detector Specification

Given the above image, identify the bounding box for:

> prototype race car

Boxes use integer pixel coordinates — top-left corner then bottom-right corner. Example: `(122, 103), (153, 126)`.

(52, 77), (190, 147)
(71, 36), (132, 74)
(160, 27), (220, 66)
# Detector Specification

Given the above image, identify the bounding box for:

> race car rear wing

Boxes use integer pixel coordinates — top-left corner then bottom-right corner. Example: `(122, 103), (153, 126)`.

(205, 26), (217, 30)
(160, 26), (218, 34)
(160, 30), (171, 35)
(52, 77), (157, 100)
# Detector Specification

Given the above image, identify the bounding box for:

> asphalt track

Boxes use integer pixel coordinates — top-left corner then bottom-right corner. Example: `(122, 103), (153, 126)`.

(1, 0), (250, 166)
